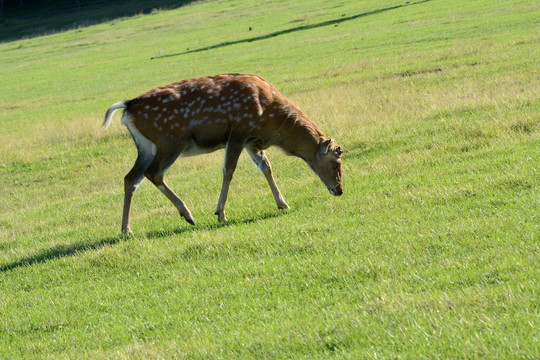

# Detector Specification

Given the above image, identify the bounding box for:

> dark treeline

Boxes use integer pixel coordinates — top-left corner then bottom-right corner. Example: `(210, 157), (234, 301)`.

(1, 0), (83, 16)
(0, 0), (193, 17)
(0, 0), (195, 42)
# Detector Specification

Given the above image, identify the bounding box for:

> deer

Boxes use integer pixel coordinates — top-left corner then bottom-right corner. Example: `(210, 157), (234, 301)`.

(102, 73), (343, 234)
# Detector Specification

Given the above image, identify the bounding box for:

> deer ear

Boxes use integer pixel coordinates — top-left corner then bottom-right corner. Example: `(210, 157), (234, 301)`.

(320, 138), (334, 154)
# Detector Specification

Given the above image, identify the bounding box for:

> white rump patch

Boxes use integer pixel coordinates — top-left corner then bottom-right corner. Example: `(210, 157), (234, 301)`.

(122, 114), (157, 157)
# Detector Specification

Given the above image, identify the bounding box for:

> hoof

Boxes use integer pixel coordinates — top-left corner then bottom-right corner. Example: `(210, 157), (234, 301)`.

(215, 210), (227, 222)
(122, 229), (134, 236)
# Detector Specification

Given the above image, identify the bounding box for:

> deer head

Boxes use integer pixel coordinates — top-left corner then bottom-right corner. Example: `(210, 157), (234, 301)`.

(309, 138), (344, 196)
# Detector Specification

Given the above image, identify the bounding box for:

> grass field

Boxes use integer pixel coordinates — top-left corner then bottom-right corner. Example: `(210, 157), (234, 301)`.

(0, 0), (539, 358)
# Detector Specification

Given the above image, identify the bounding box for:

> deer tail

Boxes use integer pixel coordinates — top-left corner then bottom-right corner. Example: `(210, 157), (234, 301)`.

(102, 102), (127, 130)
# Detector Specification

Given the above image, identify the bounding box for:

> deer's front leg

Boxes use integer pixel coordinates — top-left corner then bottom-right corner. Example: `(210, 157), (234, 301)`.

(216, 140), (244, 222)
(246, 147), (289, 210)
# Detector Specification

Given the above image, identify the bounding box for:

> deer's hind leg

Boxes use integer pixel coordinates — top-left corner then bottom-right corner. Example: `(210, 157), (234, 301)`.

(144, 151), (195, 226)
(122, 119), (156, 234)
(122, 152), (154, 234)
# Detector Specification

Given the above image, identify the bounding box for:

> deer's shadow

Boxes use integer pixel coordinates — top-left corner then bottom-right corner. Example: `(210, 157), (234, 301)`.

(0, 210), (285, 273)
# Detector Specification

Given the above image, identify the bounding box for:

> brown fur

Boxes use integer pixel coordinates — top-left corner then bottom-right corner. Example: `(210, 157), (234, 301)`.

(103, 74), (343, 234)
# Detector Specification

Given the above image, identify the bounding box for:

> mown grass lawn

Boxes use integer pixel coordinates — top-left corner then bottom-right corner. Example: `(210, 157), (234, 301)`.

(0, 0), (538, 358)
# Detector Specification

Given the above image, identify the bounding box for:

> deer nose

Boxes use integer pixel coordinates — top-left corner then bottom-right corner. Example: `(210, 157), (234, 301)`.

(328, 185), (343, 196)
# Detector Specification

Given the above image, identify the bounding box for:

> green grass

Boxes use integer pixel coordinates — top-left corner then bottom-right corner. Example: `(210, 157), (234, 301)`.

(1, 0), (539, 358)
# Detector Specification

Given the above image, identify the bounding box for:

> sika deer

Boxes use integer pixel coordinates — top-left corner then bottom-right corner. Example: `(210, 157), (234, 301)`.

(103, 73), (343, 234)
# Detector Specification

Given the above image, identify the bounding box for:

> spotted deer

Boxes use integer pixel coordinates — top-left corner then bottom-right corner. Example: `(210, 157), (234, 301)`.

(103, 73), (343, 234)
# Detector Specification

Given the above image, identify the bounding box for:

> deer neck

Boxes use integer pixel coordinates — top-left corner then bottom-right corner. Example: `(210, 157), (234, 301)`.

(276, 112), (325, 163)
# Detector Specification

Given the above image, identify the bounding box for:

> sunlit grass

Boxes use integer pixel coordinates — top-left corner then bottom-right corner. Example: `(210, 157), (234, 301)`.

(0, 0), (538, 358)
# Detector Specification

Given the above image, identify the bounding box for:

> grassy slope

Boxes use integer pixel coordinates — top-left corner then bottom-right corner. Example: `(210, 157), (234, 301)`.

(0, 0), (539, 358)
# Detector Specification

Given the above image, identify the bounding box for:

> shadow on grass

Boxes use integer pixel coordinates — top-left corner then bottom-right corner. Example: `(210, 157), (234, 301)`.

(0, 235), (125, 273)
(0, 210), (286, 273)
(151, 0), (432, 59)
(146, 209), (286, 239)
(0, 0), (197, 43)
